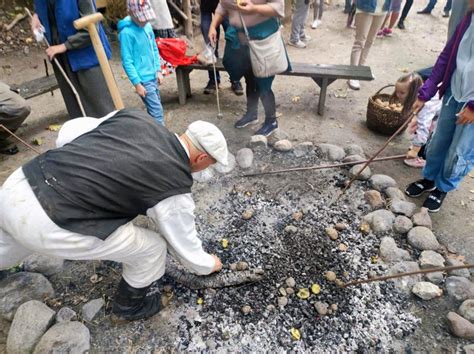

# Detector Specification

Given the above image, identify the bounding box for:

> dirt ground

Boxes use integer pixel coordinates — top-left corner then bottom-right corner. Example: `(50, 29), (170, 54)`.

(1, 2), (473, 352)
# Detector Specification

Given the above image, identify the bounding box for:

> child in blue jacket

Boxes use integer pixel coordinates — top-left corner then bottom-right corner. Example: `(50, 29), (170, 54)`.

(119, 0), (165, 125)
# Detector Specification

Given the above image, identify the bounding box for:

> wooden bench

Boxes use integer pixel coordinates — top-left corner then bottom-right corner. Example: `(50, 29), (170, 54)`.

(10, 75), (59, 100)
(176, 60), (374, 115)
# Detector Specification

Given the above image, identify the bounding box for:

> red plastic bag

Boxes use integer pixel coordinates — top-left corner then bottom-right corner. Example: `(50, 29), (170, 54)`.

(155, 38), (197, 66)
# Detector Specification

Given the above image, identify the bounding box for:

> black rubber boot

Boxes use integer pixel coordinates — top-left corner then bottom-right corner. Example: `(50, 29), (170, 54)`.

(235, 81), (260, 128)
(111, 278), (161, 322)
(255, 91), (278, 136)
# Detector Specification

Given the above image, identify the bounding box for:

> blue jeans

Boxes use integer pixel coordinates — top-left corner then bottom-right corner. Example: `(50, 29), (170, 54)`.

(423, 87), (474, 192)
(141, 80), (164, 126)
(425, 0), (452, 12)
(200, 12), (229, 83)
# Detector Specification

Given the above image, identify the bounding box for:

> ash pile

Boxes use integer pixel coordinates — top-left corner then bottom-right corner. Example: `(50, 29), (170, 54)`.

(167, 141), (421, 352)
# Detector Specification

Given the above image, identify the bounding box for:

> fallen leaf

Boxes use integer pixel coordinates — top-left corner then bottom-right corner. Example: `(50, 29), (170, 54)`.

(276, 111), (283, 118)
(398, 67), (409, 73)
(47, 124), (62, 132)
(291, 96), (301, 103)
(333, 88), (348, 99)
(371, 255), (379, 264)
(290, 328), (301, 340)
(220, 238), (229, 249)
(197, 297), (204, 305)
(311, 284), (321, 295)
(32, 137), (44, 146)
(296, 288), (310, 299)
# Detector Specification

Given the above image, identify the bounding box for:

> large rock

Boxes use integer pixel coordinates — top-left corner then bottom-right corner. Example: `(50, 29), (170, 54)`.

(446, 312), (474, 339)
(412, 282), (443, 300)
(267, 129), (288, 146)
(369, 174), (397, 191)
(389, 261), (422, 294)
(418, 250), (445, 269)
(411, 208), (432, 229)
(213, 152), (236, 174)
(81, 298), (104, 322)
(393, 216), (413, 234)
(273, 139), (293, 152)
(6, 300), (55, 353)
(446, 258), (471, 278)
(363, 209), (396, 233)
(459, 300), (474, 322)
(425, 272), (444, 284)
(390, 200), (417, 218)
(236, 148), (254, 169)
(445, 276), (474, 301)
(0, 272), (55, 321)
(23, 254), (64, 276)
(344, 144), (364, 156)
(379, 237), (411, 262)
(407, 227), (440, 251)
(293, 142), (314, 157)
(349, 165), (372, 181)
(249, 135), (268, 149)
(384, 187), (406, 201)
(33, 322), (90, 354)
(316, 143), (346, 161)
(364, 190), (385, 209)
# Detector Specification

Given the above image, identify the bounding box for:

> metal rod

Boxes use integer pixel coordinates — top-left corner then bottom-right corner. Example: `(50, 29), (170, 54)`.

(343, 263), (474, 288)
(333, 111), (416, 204)
(243, 154), (406, 177)
(0, 124), (42, 155)
(25, 7), (86, 116)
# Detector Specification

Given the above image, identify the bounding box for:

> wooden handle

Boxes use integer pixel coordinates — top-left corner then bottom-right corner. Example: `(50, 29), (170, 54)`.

(74, 15), (125, 110)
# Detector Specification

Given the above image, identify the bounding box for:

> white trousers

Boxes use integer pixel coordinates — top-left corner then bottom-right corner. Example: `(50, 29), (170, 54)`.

(0, 168), (167, 288)
(350, 12), (386, 66)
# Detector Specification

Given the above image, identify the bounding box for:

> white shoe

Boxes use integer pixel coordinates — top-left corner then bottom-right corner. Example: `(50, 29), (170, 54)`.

(301, 34), (312, 42)
(288, 40), (306, 48)
(347, 79), (360, 90)
(311, 20), (321, 29)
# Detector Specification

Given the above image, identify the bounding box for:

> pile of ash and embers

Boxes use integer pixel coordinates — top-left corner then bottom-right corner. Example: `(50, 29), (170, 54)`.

(153, 144), (421, 352)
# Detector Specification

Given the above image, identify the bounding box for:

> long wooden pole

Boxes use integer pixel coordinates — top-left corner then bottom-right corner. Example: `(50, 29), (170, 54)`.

(343, 264), (474, 288)
(0, 124), (41, 155)
(243, 154), (406, 177)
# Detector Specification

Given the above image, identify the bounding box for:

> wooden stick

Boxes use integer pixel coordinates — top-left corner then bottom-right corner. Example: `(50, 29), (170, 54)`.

(4, 13), (27, 31)
(343, 263), (474, 288)
(0, 124), (41, 155)
(333, 111), (416, 204)
(243, 154), (406, 177)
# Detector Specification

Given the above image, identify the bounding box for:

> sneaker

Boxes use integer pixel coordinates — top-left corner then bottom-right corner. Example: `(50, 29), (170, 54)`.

(423, 189), (447, 213)
(288, 40), (306, 48)
(311, 20), (321, 29)
(234, 113), (259, 128)
(417, 9), (432, 14)
(203, 80), (218, 95)
(300, 34), (312, 42)
(383, 27), (393, 37)
(405, 178), (436, 198)
(377, 29), (385, 38)
(397, 21), (405, 30)
(347, 79), (360, 90)
(404, 157), (426, 168)
(231, 81), (244, 96)
(255, 120), (278, 136)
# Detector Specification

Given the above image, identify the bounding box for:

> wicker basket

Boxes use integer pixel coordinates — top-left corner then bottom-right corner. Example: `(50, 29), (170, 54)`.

(366, 84), (406, 136)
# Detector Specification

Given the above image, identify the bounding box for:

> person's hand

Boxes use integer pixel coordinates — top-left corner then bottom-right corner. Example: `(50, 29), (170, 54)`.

(412, 98), (425, 114)
(208, 26), (217, 47)
(456, 106), (474, 125)
(238, 0), (257, 14)
(211, 255), (222, 273)
(31, 13), (42, 33)
(45, 44), (67, 60)
(135, 83), (147, 97)
(157, 72), (164, 85)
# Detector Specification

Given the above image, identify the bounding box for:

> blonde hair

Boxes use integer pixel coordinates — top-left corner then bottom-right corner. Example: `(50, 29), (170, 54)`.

(391, 72), (424, 118)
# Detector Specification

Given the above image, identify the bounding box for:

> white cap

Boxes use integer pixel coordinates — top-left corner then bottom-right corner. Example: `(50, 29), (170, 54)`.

(185, 121), (229, 166)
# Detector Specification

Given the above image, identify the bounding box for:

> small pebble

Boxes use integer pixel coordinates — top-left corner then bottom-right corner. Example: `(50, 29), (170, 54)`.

(266, 304), (276, 312)
(242, 210), (253, 220)
(325, 271), (337, 282)
(335, 223), (348, 231)
(314, 302), (328, 315)
(241, 305), (252, 315)
(292, 212), (303, 221)
(285, 277), (296, 288)
(278, 296), (288, 308)
(279, 287), (287, 296)
(236, 261), (249, 271)
(335, 279), (345, 288)
(286, 287), (295, 295)
(325, 227), (338, 240)
(338, 243), (348, 252)
(285, 225), (298, 234)
(330, 304), (338, 311)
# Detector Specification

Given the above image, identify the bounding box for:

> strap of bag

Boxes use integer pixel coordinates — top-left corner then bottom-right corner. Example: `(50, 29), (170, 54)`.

(238, 12), (251, 41)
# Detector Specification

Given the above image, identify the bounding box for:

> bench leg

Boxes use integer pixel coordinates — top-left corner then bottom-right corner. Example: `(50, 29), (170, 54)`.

(317, 78), (328, 116)
(184, 71), (192, 98)
(176, 68), (188, 105)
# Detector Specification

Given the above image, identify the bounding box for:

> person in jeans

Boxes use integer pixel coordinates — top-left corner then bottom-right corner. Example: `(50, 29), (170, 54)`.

(377, 0), (402, 37)
(119, 0), (165, 125)
(348, 0), (391, 90)
(405, 6), (474, 212)
(289, 0), (311, 48)
(311, 0), (324, 29)
(0, 81), (31, 155)
(418, 0), (452, 16)
(209, 0), (288, 136)
(200, 0), (243, 95)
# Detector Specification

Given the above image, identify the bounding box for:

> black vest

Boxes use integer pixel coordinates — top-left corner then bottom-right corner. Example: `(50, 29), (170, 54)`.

(22, 109), (193, 239)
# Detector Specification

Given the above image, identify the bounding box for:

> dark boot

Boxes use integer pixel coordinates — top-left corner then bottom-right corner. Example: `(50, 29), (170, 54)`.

(255, 91), (278, 136)
(235, 78), (260, 128)
(111, 278), (161, 322)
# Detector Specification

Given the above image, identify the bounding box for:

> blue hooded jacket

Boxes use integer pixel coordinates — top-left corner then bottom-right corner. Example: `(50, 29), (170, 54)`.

(356, 0), (392, 13)
(118, 16), (160, 86)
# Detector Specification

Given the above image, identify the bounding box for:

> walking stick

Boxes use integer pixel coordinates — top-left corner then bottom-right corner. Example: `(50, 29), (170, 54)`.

(332, 110), (416, 205)
(0, 124), (41, 155)
(243, 154), (406, 177)
(343, 263), (474, 288)
(25, 8), (87, 117)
